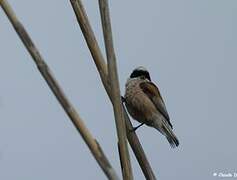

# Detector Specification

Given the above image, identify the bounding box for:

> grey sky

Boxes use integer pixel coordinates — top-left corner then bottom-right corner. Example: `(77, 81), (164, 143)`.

(0, 0), (236, 179)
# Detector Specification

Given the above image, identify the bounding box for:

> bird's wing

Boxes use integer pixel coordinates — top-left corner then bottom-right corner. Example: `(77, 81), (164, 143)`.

(140, 81), (173, 128)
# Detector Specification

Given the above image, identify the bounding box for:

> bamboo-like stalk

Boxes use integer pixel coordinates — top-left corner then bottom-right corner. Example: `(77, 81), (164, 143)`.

(98, 0), (133, 179)
(0, 1), (119, 180)
(123, 106), (156, 180)
(70, 0), (110, 97)
(70, 0), (157, 179)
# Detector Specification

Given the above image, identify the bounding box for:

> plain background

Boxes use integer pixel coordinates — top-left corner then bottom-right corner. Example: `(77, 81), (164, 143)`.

(0, 0), (236, 179)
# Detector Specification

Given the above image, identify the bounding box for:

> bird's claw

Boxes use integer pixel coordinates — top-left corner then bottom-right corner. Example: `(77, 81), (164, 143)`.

(121, 96), (126, 103)
(130, 123), (145, 132)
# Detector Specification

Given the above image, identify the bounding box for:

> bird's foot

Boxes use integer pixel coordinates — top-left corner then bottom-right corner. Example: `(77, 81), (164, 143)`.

(121, 96), (126, 103)
(130, 123), (145, 132)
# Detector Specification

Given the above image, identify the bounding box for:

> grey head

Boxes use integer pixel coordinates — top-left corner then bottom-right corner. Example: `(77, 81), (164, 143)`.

(130, 66), (151, 81)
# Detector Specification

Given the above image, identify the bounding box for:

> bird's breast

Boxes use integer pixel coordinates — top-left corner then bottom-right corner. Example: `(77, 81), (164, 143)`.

(125, 80), (157, 124)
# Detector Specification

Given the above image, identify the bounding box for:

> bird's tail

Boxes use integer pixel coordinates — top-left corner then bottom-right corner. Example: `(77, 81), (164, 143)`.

(162, 124), (179, 148)
(153, 119), (179, 148)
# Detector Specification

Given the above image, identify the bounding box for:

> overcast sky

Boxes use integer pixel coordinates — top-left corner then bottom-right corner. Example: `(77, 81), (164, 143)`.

(0, 0), (236, 179)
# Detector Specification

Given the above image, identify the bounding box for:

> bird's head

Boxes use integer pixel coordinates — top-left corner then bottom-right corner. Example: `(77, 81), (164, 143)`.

(130, 66), (151, 81)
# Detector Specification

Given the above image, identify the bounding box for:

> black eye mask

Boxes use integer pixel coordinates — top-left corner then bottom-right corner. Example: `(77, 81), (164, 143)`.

(130, 70), (151, 81)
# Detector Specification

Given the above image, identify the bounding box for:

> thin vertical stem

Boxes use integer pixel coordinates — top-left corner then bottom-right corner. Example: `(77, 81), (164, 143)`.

(123, 107), (156, 180)
(70, 0), (157, 179)
(99, 0), (133, 179)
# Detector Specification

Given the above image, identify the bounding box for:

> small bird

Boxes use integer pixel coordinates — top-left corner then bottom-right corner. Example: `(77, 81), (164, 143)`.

(124, 66), (179, 148)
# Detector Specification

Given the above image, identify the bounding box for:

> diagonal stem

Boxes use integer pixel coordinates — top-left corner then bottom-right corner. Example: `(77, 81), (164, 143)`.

(70, 0), (157, 179)
(0, 1), (119, 179)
